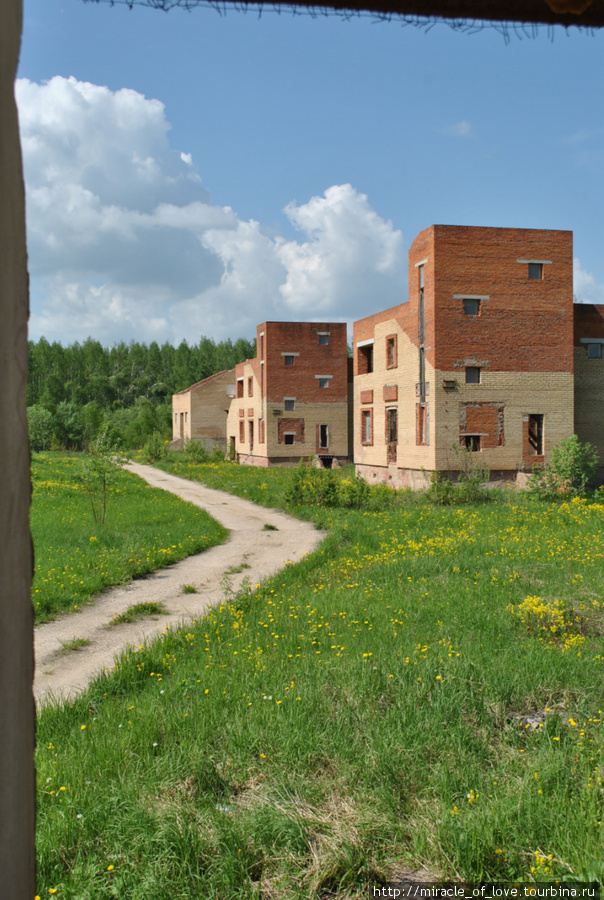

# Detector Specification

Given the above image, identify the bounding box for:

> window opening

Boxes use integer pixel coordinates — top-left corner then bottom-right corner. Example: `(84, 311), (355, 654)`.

(358, 344), (373, 374)
(284, 354), (294, 366)
(386, 336), (397, 368)
(239, 421), (245, 442)
(318, 334), (328, 345)
(528, 263), (543, 280)
(387, 408), (398, 444)
(248, 421), (254, 450)
(361, 409), (372, 445)
(528, 414), (544, 456)
(418, 266), (426, 403)
(319, 425), (329, 449)
(588, 343), (602, 359)
(284, 433), (295, 445)
(318, 377), (329, 389)
(463, 435), (481, 452)
(236, 379), (244, 398)
(284, 399), (295, 411)
(248, 377), (253, 397)
(465, 366), (481, 384)
(463, 299), (480, 316)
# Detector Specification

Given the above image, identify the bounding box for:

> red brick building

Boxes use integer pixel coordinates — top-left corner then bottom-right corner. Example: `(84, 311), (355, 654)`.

(354, 225), (576, 486)
(226, 321), (351, 466)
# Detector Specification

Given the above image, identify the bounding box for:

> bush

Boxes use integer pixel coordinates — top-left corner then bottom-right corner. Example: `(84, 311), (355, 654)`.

(284, 461), (394, 510)
(28, 405), (55, 452)
(141, 431), (168, 464)
(528, 434), (599, 499)
(184, 438), (209, 464)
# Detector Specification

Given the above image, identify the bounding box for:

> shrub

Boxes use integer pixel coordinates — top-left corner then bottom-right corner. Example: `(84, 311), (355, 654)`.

(184, 438), (209, 463)
(141, 431), (168, 464)
(528, 434), (598, 499)
(27, 405), (54, 452)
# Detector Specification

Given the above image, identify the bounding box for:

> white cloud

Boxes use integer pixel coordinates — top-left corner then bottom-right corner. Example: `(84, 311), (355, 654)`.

(574, 257), (604, 305)
(445, 120), (474, 138)
(18, 76), (405, 345)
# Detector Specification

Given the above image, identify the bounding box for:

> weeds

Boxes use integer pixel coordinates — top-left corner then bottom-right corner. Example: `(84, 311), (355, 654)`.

(57, 638), (91, 654)
(181, 584), (198, 594)
(110, 601), (167, 625)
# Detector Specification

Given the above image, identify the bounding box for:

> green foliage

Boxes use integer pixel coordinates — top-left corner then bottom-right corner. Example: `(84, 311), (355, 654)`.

(77, 428), (124, 524)
(184, 437), (210, 463)
(425, 446), (491, 505)
(141, 431), (168, 464)
(528, 435), (599, 499)
(110, 601), (166, 625)
(285, 461), (378, 509)
(27, 404), (54, 452)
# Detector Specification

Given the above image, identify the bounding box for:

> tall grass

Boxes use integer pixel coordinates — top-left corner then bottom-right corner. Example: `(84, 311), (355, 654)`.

(36, 467), (604, 897)
(31, 453), (227, 623)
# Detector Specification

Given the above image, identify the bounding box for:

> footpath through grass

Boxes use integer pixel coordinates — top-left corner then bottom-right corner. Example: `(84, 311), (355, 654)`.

(31, 453), (227, 623)
(36, 461), (604, 898)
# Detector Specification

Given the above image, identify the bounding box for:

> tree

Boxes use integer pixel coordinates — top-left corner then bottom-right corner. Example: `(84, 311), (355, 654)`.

(27, 406), (54, 452)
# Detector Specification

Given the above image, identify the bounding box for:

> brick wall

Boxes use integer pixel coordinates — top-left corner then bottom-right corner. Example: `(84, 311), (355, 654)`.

(574, 304), (604, 467)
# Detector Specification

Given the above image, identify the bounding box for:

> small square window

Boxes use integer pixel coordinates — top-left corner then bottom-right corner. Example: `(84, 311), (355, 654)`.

(463, 299), (480, 316)
(284, 399), (295, 411)
(587, 343), (602, 359)
(284, 433), (295, 445)
(528, 263), (543, 280)
(465, 366), (481, 385)
(318, 334), (328, 345)
(284, 355), (294, 366)
(318, 377), (329, 389)
(463, 435), (481, 452)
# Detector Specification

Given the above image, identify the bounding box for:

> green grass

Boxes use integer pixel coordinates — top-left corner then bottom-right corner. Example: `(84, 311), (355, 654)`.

(109, 602), (167, 625)
(36, 463), (604, 898)
(31, 453), (228, 624)
(181, 584), (198, 594)
(57, 638), (91, 655)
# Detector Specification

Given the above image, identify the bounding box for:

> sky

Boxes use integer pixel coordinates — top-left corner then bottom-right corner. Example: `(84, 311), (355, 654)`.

(17, 0), (604, 347)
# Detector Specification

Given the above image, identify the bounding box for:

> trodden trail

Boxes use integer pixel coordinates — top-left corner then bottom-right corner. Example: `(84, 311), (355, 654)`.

(34, 462), (325, 706)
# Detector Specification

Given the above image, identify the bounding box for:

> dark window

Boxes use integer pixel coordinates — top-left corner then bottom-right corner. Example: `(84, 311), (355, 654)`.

(387, 408), (398, 444)
(318, 334), (328, 345)
(239, 421), (245, 442)
(284, 355), (294, 366)
(358, 344), (373, 375)
(464, 435), (481, 452)
(463, 299), (480, 316)
(465, 366), (481, 384)
(318, 377), (329, 389)
(236, 380), (244, 398)
(528, 414), (544, 456)
(284, 433), (295, 445)
(587, 343), (602, 359)
(528, 263), (543, 280)
(319, 425), (329, 449)
(284, 399), (295, 411)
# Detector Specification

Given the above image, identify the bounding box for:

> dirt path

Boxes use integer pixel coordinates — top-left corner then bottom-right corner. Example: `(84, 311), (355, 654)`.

(34, 463), (324, 706)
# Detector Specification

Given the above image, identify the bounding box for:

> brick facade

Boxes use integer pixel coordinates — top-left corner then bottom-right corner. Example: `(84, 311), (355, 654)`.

(226, 321), (350, 466)
(171, 369), (235, 450)
(574, 304), (604, 478)
(354, 225), (576, 486)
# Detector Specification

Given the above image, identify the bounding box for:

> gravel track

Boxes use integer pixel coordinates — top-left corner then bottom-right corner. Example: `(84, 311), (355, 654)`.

(34, 463), (324, 706)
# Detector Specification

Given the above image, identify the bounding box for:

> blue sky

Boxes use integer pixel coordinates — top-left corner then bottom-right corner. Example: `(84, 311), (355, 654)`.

(18, 0), (604, 345)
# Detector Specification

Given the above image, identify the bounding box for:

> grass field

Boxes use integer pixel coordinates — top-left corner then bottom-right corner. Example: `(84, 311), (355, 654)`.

(36, 461), (604, 898)
(31, 453), (227, 623)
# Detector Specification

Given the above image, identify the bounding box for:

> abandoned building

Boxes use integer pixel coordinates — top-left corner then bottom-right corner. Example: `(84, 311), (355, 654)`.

(353, 224), (588, 488)
(171, 369), (235, 450)
(225, 321), (351, 466)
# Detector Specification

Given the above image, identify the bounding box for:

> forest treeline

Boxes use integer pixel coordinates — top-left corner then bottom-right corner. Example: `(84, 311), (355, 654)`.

(27, 335), (255, 451)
